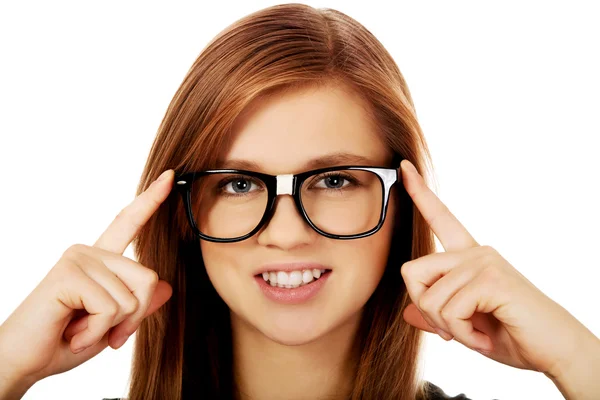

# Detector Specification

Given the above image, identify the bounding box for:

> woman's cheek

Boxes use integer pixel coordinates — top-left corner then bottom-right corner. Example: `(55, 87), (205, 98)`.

(200, 242), (242, 303)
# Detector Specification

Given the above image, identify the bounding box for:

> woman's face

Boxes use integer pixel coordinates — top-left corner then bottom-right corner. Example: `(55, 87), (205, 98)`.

(200, 83), (397, 345)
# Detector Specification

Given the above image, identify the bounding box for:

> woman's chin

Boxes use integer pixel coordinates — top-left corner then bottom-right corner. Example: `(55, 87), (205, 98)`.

(262, 327), (324, 346)
(259, 317), (328, 346)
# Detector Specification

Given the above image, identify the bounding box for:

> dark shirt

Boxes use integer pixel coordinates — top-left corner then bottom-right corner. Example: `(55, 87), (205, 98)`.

(102, 380), (473, 399)
(422, 380), (472, 399)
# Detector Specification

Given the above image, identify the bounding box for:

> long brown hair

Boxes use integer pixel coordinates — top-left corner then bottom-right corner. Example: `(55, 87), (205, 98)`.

(128, 4), (437, 399)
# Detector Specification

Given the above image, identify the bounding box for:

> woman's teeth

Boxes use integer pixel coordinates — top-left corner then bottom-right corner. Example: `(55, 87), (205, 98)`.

(261, 269), (327, 288)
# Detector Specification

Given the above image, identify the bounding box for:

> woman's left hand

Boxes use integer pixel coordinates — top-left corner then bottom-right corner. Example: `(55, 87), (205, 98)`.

(399, 159), (600, 380)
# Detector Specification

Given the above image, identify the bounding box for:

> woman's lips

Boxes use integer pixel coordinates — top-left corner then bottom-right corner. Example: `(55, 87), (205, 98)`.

(254, 270), (331, 304)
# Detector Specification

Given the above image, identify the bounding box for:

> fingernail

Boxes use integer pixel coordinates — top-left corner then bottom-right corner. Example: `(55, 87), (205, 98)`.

(73, 345), (87, 354)
(157, 169), (171, 182)
(434, 328), (453, 341)
(113, 334), (129, 349)
(403, 160), (418, 174)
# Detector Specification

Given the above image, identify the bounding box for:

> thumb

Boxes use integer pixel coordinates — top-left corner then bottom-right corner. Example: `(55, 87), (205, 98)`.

(403, 303), (437, 334)
(145, 280), (173, 317)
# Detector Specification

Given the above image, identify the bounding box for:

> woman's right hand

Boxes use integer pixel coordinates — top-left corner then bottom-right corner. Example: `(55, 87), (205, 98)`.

(0, 169), (175, 394)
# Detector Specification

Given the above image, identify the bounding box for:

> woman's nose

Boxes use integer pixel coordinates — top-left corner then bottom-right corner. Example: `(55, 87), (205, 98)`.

(255, 195), (316, 250)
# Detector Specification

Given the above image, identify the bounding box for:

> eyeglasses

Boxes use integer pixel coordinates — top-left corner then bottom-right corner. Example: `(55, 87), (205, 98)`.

(173, 158), (403, 243)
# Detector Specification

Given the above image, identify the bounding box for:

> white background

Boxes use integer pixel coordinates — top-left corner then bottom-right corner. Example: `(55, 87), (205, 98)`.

(1, 1), (599, 399)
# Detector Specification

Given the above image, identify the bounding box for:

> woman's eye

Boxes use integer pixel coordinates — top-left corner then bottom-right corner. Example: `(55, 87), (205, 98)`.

(224, 178), (256, 194)
(315, 175), (349, 189)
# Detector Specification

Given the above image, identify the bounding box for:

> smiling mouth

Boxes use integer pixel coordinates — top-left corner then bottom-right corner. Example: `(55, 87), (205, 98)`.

(256, 268), (331, 288)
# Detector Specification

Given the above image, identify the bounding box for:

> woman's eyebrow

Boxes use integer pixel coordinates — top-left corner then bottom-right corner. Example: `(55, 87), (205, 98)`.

(215, 152), (378, 171)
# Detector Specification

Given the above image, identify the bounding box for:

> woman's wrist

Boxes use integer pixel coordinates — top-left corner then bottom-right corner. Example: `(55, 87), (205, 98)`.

(0, 368), (36, 400)
(544, 329), (600, 399)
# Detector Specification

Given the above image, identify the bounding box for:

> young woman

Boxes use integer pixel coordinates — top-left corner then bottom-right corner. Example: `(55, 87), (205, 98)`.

(1, 4), (598, 400)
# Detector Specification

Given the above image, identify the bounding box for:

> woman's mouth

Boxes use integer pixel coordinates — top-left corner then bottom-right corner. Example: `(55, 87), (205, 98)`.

(256, 268), (331, 289)
(254, 269), (332, 304)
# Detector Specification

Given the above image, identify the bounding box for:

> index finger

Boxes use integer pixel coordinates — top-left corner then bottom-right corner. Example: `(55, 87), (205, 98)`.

(94, 169), (174, 254)
(400, 160), (478, 251)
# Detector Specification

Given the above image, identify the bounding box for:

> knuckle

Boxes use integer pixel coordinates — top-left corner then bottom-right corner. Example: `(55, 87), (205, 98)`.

(480, 245), (498, 256)
(400, 261), (413, 277)
(418, 294), (436, 313)
(143, 269), (159, 287)
(63, 243), (88, 260)
(104, 300), (120, 320)
(55, 255), (84, 277)
(54, 258), (75, 276)
(477, 245), (498, 266)
(482, 264), (502, 281)
(440, 307), (455, 322)
(122, 296), (139, 316)
(56, 285), (79, 309)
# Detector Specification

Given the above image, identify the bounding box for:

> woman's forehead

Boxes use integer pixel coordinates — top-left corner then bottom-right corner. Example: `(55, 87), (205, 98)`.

(224, 84), (391, 173)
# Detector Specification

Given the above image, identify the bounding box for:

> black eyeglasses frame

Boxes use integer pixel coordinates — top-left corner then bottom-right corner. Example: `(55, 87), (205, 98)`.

(173, 158), (403, 243)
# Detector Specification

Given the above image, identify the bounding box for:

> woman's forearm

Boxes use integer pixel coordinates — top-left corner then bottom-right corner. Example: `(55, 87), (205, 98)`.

(545, 331), (600, 399)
